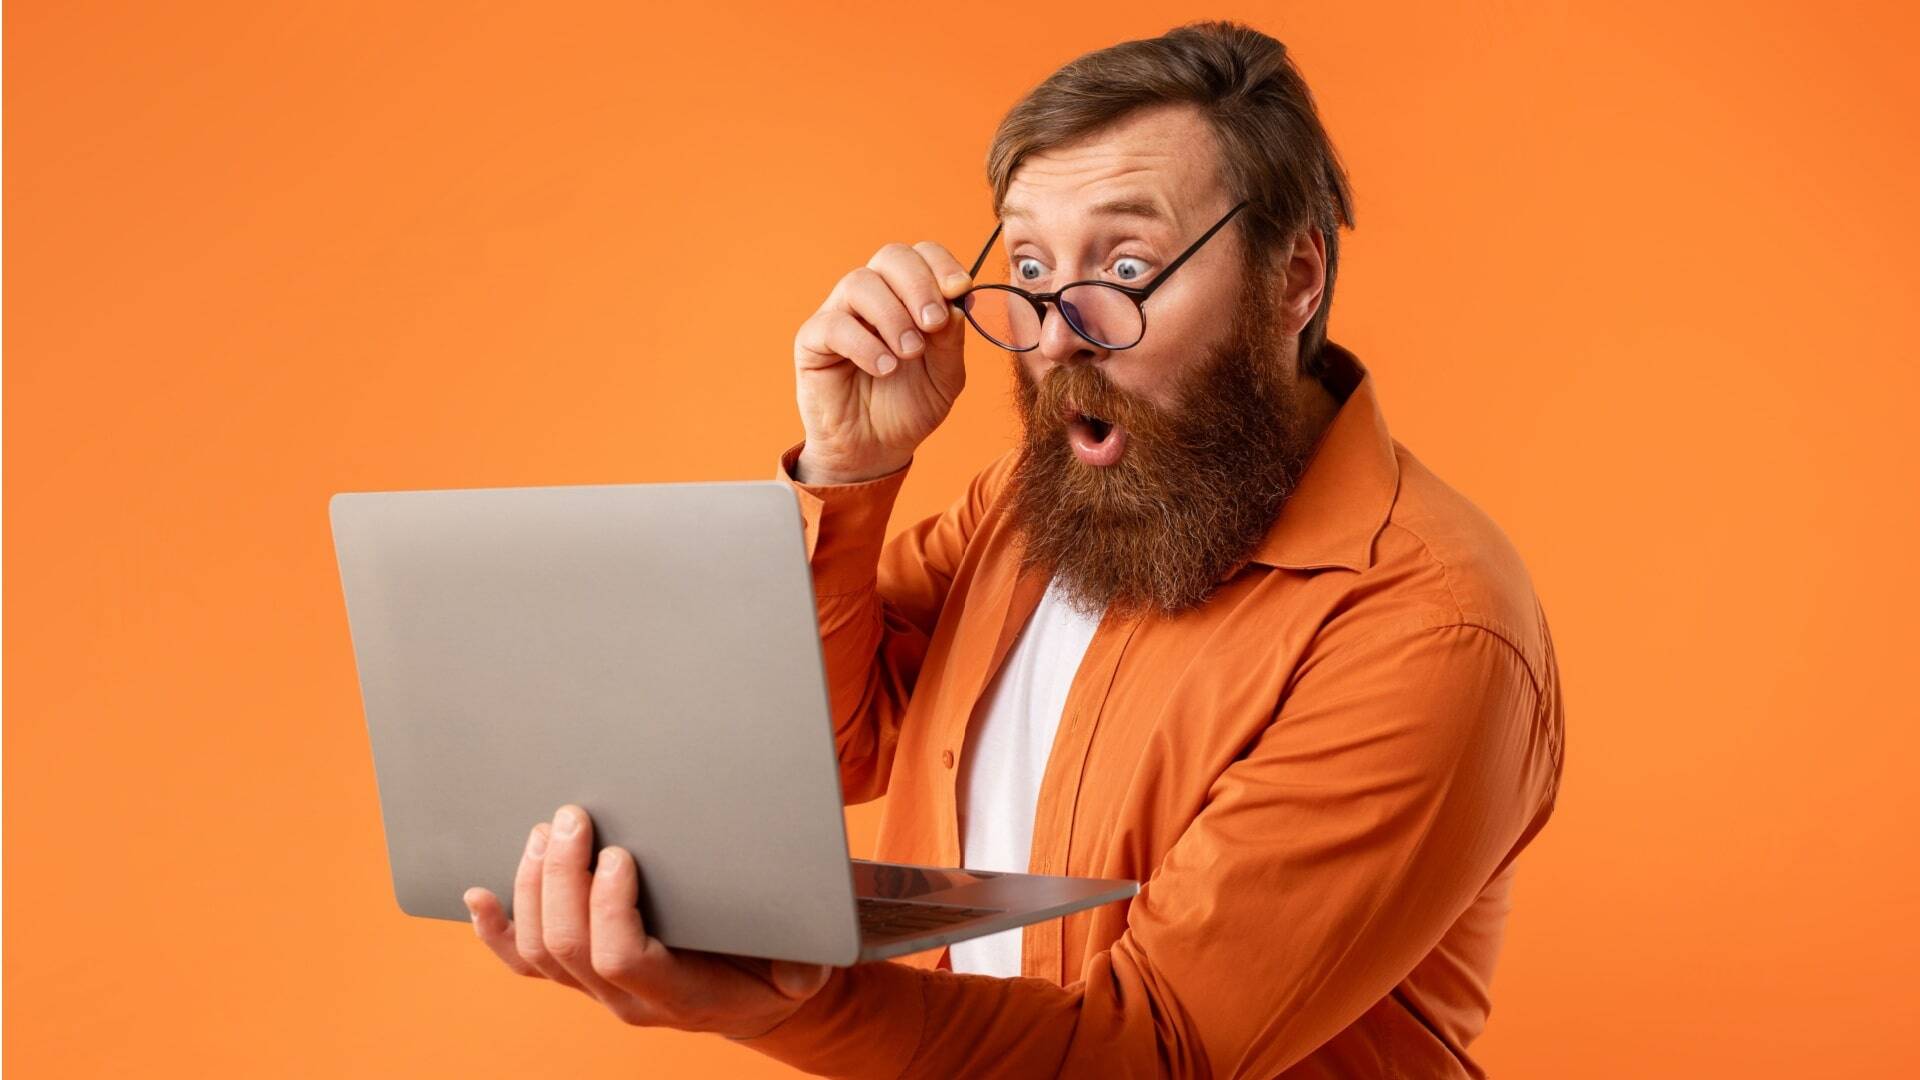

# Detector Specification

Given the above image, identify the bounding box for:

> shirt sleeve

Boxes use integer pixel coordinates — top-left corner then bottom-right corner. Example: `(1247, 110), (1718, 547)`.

(775, 441), (1018, 804)
(730, 615), (1562, 1078)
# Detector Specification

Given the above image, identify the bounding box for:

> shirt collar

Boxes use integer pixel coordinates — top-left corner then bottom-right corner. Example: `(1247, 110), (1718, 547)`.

(1241, 341), (1400, 573)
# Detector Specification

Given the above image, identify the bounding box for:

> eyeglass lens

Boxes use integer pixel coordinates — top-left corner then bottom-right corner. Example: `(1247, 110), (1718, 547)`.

(960, 283), (1143, 351)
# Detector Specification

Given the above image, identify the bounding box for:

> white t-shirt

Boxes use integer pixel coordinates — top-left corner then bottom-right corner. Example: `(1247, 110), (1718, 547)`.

(948, 575), (1104, 978)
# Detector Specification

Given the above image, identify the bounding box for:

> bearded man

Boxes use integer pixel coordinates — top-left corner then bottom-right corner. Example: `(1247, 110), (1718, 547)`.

(466, 19), (1565, 1079)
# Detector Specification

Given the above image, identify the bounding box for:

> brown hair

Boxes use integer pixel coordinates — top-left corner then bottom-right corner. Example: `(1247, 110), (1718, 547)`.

(986, 20), (1356, 376)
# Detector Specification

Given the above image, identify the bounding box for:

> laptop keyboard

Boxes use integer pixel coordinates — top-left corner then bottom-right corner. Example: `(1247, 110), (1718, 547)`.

(856, 896), (1004, 937)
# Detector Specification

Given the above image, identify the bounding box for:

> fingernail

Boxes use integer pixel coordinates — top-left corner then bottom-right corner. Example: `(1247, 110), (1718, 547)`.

(526, 825), (548, 858)
(899, 330), (924, 354)
(599, 846), (623, 874)
(920, 302), (946, 329)
(877, 354), (898, 375)
(555, 806), (581, 837)
(943, 273), (971, 293)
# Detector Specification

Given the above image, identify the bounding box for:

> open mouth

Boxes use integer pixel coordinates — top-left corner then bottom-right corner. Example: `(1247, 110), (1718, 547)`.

(1059, 401), (1115, 435)
(1061, 405), (1128, 467)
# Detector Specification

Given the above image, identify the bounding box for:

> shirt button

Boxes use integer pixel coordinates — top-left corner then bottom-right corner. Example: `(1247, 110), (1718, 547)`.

(941, 750), (955, 768)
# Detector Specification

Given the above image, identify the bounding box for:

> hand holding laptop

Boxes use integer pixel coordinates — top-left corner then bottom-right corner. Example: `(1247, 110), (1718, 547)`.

(328, 240), (1136, 1025)
(461, 803), (831, 1042)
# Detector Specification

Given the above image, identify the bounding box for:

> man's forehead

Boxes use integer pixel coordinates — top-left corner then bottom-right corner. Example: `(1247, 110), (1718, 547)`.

(999, 192), (1175, 226)
(996, 108), (1225, 232)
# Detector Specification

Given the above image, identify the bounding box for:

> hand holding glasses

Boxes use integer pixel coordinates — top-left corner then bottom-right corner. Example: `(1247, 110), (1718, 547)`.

(957, 200), (1249, 352)
(787, 200), (1248, 487)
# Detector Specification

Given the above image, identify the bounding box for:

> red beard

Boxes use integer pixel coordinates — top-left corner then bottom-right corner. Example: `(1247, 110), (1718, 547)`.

(1006, 258), (1318, 617)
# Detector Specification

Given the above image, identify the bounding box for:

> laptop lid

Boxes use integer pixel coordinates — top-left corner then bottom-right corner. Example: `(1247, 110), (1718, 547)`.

(329, 480), (864, 965)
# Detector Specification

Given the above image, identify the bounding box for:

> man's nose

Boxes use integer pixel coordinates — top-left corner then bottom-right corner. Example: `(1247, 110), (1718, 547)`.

(1036, 298), (1110, 367)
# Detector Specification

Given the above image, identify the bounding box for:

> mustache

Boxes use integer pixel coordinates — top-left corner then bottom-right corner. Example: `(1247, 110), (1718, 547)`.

(1018, 360), (1160, 434)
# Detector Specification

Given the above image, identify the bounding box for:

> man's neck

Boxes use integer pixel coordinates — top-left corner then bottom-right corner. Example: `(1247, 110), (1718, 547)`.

(1296, 367), (1343, 451)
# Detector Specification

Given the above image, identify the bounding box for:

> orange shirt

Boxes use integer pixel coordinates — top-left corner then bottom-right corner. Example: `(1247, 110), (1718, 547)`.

(733, 342), (1565, 1078)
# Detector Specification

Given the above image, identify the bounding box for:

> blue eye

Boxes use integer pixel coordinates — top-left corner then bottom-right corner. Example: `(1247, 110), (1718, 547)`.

(1112, 257), (1149, 282)
(1014, 257), (1045, 281)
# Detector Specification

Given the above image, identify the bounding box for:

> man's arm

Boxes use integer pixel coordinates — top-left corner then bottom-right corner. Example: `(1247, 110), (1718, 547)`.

(732, 614), (1563, 1077)
(778, 441), (1018, 804)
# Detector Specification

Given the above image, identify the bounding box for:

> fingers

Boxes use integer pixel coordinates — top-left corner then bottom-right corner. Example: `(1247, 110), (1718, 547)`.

(462, 886), (539, 977)
(910, 240), (974, 302)
(842, 267), (923, 363)
(795, 307), (900, 377)
(540, 805), (628, 1003)
(795, 242), (973, 378)
(510, 822), (589, 990)
(588, 845), (673, 997)
(471, 820), (825, 1037)
(869, 242), (964, 339)
(769, 959), (833, 1001)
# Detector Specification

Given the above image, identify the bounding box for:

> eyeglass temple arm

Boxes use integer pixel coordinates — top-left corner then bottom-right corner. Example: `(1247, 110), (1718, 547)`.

(1137, 200), (1249, 299)
(959, 201), (1246, 293)
(967, 222), (1002, 279)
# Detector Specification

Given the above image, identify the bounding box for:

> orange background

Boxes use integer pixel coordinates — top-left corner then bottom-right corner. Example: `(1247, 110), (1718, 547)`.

(7, 2), (1917, 1075)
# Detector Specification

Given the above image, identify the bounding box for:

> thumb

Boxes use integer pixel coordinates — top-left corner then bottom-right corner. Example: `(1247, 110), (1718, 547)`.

(930, 298), (969, 350)
(769, 959), (832, 1000)
(919, 302), (968, 397)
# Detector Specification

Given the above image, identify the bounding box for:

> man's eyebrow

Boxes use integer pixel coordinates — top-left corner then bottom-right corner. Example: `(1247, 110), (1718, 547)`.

(998, 196), (1173, 226)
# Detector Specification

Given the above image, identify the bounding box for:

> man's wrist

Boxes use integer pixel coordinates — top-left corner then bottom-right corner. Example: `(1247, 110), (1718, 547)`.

(725, 994), (812, 1042)
(774, 441), (911, 588)
(792, 446), (912, 486)
(723, 961), (928, 1078)
(726, 964), (847, 1042)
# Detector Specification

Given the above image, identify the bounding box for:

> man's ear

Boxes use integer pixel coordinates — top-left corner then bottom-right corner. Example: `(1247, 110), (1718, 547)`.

(1279, 227), (1328, 338)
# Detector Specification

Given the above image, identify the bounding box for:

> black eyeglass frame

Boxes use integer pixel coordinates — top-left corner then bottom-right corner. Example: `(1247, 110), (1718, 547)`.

(959, 199), (1250, 352)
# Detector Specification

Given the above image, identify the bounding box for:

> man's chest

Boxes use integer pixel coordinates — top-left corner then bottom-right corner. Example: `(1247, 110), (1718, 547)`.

(884, 537), (1338, 876)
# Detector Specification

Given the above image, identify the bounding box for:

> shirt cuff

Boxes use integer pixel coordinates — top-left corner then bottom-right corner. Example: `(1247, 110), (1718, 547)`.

(776, 441), (912, 596)
(728, 961), (928, 1078)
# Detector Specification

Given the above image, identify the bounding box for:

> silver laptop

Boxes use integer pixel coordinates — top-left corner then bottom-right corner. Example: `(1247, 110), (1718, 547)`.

(328, 479), (1138, 966)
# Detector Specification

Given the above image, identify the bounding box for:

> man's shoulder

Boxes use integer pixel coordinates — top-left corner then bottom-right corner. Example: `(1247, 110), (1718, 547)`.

(1361, 440), (1555, 692)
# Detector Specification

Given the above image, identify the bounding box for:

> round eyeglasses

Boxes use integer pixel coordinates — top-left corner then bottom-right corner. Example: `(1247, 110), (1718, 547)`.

(957, 200), (1248, 352)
